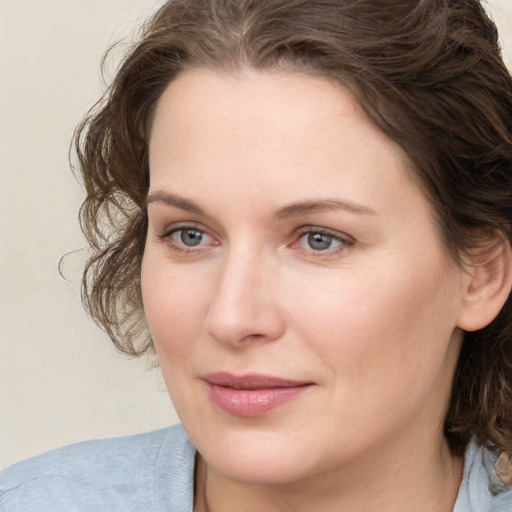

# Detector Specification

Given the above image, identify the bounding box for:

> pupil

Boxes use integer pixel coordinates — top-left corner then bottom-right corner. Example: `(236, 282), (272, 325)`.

(181, 229), (203, 246)
(308, 233), (331, 251)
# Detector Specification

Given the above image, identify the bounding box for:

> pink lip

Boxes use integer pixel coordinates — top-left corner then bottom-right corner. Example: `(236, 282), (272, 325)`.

(203, 372), (314, 417)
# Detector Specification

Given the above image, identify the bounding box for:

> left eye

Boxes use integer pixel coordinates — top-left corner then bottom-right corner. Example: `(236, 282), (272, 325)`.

(298, 231), (345, 251)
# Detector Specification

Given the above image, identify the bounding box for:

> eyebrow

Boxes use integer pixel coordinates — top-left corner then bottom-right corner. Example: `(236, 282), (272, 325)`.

(274, 199), (376, 219)
(146, 191), (376, 219)
(146, 191), (206, 216)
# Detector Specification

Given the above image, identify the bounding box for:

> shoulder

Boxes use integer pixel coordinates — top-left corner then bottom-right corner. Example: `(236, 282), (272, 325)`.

(455, 441), (512, 512)
(0, 423), (196, 512)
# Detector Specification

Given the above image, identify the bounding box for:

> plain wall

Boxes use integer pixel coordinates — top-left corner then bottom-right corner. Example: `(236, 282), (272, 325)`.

(0, 0), (177, 469)
(0, 0), (511, 468)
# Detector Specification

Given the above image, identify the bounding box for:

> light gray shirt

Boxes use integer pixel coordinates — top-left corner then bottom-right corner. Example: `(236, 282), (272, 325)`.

(1, 424), (511, 511)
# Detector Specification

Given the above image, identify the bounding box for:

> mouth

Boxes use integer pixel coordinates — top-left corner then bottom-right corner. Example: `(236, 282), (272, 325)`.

(202, 372), (314, 417)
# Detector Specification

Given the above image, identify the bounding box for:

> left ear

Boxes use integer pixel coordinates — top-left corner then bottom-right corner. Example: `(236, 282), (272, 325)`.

(457, 231), (512, 332)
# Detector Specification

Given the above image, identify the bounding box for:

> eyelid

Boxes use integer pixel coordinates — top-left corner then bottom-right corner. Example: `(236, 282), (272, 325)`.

(295, 226), (354, 242)
(157, 221), (207, 239)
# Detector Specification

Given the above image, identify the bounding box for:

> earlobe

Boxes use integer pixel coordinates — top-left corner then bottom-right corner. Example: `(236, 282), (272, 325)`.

(457, 233), (512, 332)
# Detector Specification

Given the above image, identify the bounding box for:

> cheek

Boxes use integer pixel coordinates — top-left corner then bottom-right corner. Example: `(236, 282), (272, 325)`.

(141, 256), (209, 416)
(287, 259), (461, 399)
(141, 254), (205, 358)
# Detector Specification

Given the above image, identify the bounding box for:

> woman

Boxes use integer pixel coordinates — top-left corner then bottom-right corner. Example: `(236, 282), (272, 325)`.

(2, 0), (512, 510)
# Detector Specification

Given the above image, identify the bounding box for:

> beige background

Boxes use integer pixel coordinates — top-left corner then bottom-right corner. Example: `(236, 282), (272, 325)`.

(0, 1), (511, 468)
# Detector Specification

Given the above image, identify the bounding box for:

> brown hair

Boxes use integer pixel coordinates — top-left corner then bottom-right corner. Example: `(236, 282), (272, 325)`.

(75, 0), (512, 456)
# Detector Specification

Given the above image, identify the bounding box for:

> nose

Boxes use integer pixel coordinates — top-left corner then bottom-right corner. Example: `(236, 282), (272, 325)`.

(205, 247), (286, 347)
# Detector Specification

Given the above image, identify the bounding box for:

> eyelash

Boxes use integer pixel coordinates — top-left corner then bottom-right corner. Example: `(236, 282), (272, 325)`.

(157, 224), (354, 258)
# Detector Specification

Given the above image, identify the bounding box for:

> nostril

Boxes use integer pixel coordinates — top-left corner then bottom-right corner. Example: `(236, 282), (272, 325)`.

(205, 306), (285, 347)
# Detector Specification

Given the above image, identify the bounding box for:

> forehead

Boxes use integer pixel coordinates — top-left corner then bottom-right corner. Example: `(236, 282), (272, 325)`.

(148, 69), (422, 219)
(151, 69), (385, 142)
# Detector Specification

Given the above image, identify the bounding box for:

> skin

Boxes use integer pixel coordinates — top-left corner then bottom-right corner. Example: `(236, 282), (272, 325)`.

(142, 69), (473, 511)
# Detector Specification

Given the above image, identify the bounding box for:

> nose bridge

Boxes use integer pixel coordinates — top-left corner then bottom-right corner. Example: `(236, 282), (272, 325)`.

(205, 241), (284, 346)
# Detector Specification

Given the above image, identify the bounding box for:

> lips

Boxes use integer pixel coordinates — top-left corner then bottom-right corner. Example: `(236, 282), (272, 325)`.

(203, 372), (314, 417)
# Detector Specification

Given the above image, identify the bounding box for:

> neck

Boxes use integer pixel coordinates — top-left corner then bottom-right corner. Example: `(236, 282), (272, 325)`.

(194, 432), (464, 512)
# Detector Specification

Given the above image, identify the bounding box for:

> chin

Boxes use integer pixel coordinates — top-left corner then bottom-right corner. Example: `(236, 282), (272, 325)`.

(190, 422), (329, 485)
(206, 446), (312, 485)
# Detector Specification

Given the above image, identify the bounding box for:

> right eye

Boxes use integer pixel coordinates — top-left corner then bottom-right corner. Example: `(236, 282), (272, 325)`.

(172, 228), (208, 247)
(166, 226), (217, 252)
(158, 225), (218, 253)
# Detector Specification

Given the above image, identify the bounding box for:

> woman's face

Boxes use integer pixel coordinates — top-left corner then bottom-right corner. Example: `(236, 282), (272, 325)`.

(142, 69), (469, 484)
